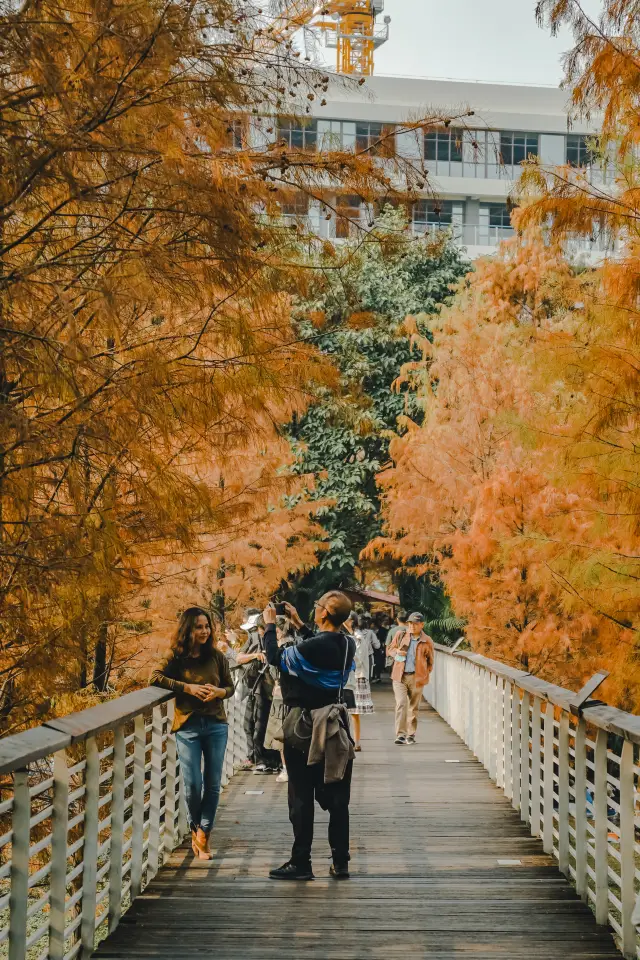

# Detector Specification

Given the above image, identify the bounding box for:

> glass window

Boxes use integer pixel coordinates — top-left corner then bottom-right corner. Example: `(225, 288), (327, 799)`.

(500, 131), (539, 167)
(566, 133), (596, 167)
(277, 118), (318, 151)
(280, 193), (309, 217)
(488, 203), (512, 228)
(413, 199), (454, 228)
(355, 121), (396, 156)
(336, 195), (362, 238)
(227, 118), (246, 149)
(425, 129), (463, 163)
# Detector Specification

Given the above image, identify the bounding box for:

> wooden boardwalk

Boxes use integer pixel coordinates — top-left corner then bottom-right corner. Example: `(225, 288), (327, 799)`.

(96, 686), (621, 959)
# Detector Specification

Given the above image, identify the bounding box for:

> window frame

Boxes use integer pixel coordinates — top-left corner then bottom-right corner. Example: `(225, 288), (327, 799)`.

(355, 121), (396, 157)
(277, 117), (318, 152)
(424, 128), (463, 164)
(566, 133), (597, 168)
(499, 131), (539, 168)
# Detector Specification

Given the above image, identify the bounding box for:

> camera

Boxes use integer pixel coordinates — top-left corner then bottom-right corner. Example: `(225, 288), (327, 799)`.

(274, 602), (287, 616)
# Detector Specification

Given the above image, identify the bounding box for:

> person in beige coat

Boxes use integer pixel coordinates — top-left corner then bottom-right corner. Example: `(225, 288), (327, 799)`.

(387, 612), (434, 745)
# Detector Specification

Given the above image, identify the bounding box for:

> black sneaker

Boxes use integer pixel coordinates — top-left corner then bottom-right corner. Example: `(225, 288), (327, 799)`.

(395, 735), (407, 745)
(406, 734), (416, 744)
(330, 863), (350, 879)
(269, 860), (314, 881)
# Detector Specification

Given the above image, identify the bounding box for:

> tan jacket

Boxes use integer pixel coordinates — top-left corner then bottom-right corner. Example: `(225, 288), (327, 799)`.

(387, 629), (434, 689)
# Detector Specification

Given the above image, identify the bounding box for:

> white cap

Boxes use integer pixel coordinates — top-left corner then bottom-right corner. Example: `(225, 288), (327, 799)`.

(240, 613), (262, 632)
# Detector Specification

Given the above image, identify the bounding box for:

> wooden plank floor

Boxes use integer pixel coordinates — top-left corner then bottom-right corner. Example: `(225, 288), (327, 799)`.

(96, 685), (621, 959)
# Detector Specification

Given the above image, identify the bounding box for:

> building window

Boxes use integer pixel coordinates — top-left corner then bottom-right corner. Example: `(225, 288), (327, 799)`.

(226, 118), (246, 149)
(424, 128), (463, 163)
(500, 131), (539, 167)
(566, 133), (596, 167)
(280, 193), (309, 217)
(355, 121), (396, 156)
(277, 118), (318, 151)
(488, 203), (512, 228)
(413, 199), (454, 230)
(335, 195), (362, 238)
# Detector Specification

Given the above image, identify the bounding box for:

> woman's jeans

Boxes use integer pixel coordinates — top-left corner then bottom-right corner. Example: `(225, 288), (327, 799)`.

(175, 716), (229, 834)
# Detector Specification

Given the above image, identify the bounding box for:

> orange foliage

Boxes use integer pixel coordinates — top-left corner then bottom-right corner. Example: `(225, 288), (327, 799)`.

(369, 232), (639, 709)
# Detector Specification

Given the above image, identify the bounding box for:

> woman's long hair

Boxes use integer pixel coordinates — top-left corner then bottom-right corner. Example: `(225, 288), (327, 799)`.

(170, 607), (216, 660)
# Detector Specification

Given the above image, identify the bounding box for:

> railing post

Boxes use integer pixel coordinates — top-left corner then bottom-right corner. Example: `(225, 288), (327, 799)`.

(530, 697), (542, 838)
(504, 681), (513, 800)
(496, 678), (505, 789)
(130, 713), (146, 900)
(81, 736), (100, 957)
(542, 700), (554, 854)
(8, 769), (30, 960)
(558, 712), (570, 876)
(594, 727), (608, 924)
(164, 703), (178, 859)
(148, 705), (163, 880)
(511, 686), (521, 812)
(574, 717), (588, 900)
(619, 738), (635, 957)
(109, 726), (126, 933)
(519, 691), (530, 822)
(49, 749), (70, 960)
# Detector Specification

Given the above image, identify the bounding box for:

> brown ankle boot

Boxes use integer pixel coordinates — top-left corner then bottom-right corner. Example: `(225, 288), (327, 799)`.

(194, 828), (212, 860)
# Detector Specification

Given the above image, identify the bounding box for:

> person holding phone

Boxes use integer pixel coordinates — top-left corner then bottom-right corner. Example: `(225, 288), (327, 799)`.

(262, 593), (356, 882)
(150, 607), (234, 860)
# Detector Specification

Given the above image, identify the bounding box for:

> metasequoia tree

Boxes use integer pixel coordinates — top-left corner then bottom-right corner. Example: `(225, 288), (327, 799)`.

(370, 225), (639, 708)
(0, 0), (463, 728)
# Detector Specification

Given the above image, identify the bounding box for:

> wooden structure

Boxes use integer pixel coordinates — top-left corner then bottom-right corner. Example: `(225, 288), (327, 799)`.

(0, 645), (638, 958)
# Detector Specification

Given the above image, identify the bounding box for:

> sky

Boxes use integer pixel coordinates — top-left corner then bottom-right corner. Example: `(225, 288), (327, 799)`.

(313, 0), (603, 87)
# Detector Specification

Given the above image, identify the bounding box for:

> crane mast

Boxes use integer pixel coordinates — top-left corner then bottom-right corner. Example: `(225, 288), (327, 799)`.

(267, 1), (390, 75)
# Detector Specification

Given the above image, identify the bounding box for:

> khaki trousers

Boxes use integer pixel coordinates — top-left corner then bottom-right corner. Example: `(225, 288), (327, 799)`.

(392, 673), (423, 736)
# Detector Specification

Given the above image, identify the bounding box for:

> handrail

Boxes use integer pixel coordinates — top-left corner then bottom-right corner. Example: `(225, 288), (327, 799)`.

(432, 643), (640, 744)
(426, 644), (640, 959)
(0, 685), (247, 959)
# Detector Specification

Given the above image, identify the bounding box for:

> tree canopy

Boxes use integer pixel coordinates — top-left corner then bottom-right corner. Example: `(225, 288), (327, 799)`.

(287, 208), (468, 612)
(0, 0), (456, 729)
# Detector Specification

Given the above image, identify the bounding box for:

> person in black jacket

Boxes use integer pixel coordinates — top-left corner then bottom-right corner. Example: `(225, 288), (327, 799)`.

(262, 591), (356, 881)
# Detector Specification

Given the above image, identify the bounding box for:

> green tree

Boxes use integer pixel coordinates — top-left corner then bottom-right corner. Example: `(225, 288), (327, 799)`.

(287, 208), (468, 614)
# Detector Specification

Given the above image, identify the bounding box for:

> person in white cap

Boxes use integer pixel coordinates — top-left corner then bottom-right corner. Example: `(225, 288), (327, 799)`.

(387, 612), (434, 745)
(237, 610), (280, 773)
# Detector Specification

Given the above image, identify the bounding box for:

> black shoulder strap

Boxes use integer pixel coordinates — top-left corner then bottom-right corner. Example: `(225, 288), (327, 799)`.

(337, 632), (350, 705)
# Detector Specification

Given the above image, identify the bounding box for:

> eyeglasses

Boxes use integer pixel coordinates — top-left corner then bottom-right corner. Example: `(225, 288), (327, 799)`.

(313, 601), (327, 613)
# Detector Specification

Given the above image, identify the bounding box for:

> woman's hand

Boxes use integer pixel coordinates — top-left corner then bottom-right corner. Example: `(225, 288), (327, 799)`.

(203, 685), (226, 702)
(254, 651), (266, 663)
(185, 683), (212, 701)
(262, 604), (277, 625)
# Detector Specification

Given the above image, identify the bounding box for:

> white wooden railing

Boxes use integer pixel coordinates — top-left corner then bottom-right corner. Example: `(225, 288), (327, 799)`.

(0, 687), (246, 960)
(425, 644), (640, 959)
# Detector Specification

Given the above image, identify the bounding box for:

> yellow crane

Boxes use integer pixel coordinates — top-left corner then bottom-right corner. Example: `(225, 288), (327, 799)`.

(267, 1), (390, 76)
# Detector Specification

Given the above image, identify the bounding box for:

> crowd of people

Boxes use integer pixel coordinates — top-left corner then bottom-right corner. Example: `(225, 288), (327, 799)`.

(150, 598), (434, 875)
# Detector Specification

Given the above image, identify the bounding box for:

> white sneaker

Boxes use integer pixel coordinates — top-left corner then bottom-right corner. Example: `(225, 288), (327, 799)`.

(276, 770), (288, 783)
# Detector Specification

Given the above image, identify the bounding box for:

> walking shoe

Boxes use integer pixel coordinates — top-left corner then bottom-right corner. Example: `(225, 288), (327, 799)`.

(330, 863), (350, 879)
(406, 734), (416, 744)
(275, 769), (289, 783)
(269, 860), (314, 881)
(253, 763), (276, 774)
(238, 758), (254, 771)
(395, 735), (407, 745)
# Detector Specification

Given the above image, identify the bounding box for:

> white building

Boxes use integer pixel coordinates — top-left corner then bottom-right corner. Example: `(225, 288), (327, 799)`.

(273, 74), (608, 259)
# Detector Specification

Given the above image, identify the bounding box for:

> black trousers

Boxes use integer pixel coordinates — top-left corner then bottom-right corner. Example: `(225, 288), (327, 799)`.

(244, 691), (280, 768)
(284, 742), (353, 867)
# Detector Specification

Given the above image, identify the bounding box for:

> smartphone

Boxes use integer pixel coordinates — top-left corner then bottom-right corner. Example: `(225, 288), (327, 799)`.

(274, 602), (287, 616)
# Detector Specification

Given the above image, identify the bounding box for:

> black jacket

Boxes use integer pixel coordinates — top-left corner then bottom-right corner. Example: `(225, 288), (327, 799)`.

(263, 623), (356, 710)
